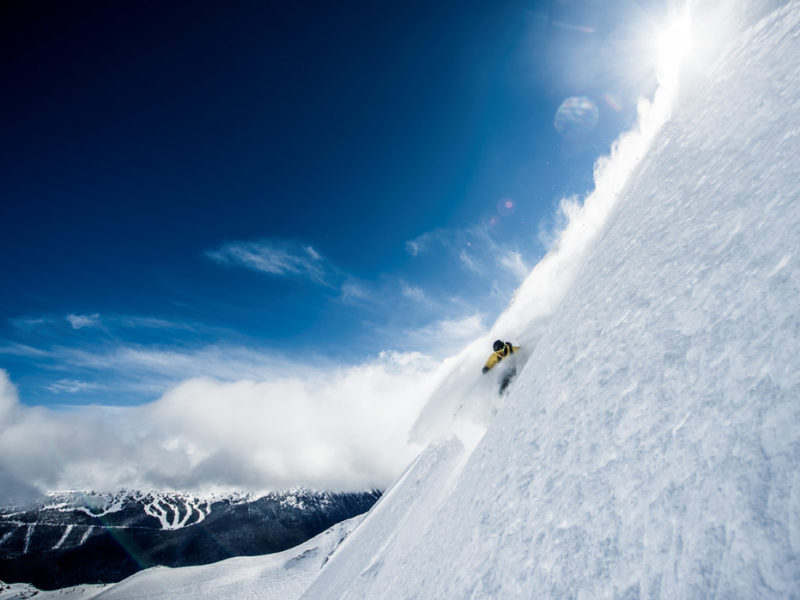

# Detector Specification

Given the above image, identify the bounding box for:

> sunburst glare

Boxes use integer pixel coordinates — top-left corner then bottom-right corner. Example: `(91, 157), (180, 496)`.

(654, 7), (694, 88)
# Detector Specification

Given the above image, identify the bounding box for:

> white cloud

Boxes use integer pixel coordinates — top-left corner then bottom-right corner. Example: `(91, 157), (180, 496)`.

(340, 281), (374, 303)
(405, 240), (423, 256)
(13, 313), (210, 337)
(403, 313), (486, 357)
(118, 316), (199, 331)
(10, 317), (52, 330)
(0, 355), (439, 498)
(61, 344), (292, 387)
(0, 342), (50, 358)
(45, 379), (100, 394)
(206, 239), (330, 285)
(0, 371), (20, 425)
(405, 231), (438, 257)
(459, 249), (482, 274)
(401, 281), (426, 303)
(304, 245), (322, 261)
(408, 224), (535, 286)
(66, 313), (101, 330)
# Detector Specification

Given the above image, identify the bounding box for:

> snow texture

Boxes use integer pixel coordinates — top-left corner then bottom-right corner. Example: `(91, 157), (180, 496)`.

(90, 516), (361, 600)
(0, 582), (108, 600)
(0, 516), (363, 600)
(302, 0), (800, 598)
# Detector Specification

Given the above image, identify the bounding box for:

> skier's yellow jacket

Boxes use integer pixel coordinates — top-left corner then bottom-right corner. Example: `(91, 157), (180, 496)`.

(482, 342), (520, 374)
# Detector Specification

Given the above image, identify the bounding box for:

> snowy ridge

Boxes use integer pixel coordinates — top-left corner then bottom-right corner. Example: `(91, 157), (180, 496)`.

(31, 489), (332, 531)
(43, 490), (219, 528)
(408, 1), (687, 447)
(301, 0), (800, 597)
(36, 488), (343, 524)
(0, 487), (380, 591)
(89, 516), (364, 600)
(0, 514), (365, 600)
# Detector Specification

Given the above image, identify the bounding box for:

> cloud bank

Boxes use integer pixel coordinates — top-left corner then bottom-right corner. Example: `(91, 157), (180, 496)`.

(0, 353), (439, 503)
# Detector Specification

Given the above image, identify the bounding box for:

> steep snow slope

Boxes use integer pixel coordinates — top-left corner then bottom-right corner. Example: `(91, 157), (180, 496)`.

(304, 1), (800, 598)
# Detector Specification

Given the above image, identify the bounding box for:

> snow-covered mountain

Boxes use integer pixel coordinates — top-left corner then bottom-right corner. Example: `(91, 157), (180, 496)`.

(0, 514), (363, 600)
(7, 0), (800, 598)
(300, 1), (800, 598)
(0, 489), (379, 590)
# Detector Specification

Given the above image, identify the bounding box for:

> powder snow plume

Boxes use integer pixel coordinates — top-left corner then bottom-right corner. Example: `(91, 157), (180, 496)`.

(410, 1), (700, 444)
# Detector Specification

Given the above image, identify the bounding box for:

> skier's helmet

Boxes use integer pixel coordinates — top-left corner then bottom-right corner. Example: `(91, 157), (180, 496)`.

(493, 340), (505, 352)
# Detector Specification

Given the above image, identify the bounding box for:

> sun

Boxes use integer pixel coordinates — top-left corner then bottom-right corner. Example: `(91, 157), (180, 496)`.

(654, 8), (693, 87)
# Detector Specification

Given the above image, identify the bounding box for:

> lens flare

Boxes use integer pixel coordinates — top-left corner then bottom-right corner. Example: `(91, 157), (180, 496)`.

(603, 93), (623, 112)
(497, 198), (516, 216)
(554, 96), (599, 141)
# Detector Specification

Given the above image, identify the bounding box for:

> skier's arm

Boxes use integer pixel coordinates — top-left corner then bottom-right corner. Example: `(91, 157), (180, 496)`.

(482, 354), (499, 374)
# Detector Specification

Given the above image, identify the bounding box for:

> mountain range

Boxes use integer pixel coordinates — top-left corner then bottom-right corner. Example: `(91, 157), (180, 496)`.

(0, 489), (379, 590)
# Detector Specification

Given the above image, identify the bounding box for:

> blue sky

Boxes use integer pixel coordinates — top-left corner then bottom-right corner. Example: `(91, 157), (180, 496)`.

(1, 0), (665, 409)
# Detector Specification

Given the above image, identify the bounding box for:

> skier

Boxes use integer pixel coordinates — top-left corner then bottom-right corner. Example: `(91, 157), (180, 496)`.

(482, 339), (520, 393)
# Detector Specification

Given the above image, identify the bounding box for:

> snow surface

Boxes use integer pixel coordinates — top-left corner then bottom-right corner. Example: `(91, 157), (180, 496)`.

(301, 0), (800, 598)
(90, 516), (362, 600)
(0, 582), (108, 600)
(0, 515), (363, 600)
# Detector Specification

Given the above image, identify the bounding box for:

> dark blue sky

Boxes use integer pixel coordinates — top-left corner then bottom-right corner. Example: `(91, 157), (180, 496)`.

(1, 0), (664, 406)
